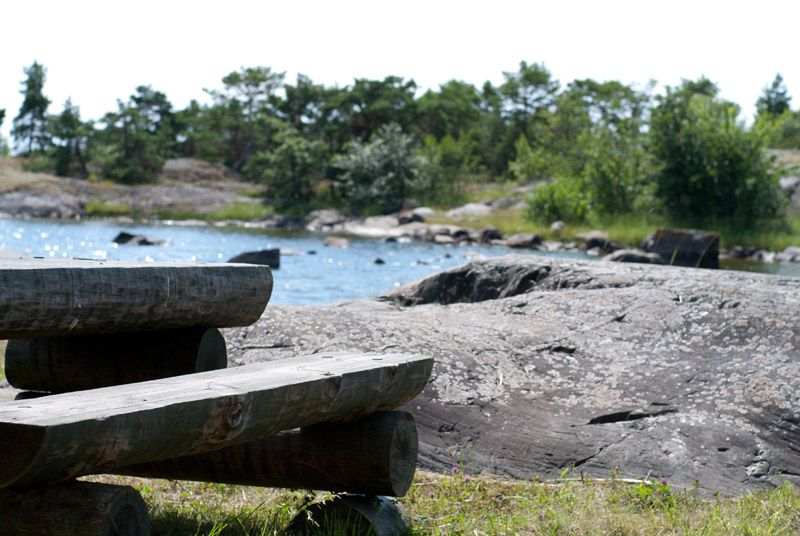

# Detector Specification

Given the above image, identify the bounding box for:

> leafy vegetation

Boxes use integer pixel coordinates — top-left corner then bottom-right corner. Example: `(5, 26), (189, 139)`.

(3, 61), (800, 238)
(87, 471), (800, 535)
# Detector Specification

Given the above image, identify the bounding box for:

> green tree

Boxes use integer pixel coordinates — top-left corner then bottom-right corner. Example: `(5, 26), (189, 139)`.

(757, 74), (791, 117)
(329, 77), (417, 143)
(48, 99), (91, 177)
(581, 127), (652, 215)
(243, 125), (327, 210)
(416, 80), (482, 140)
(650, 79), (783, 227)
(202, 67), (286, 171)
(335, 124), (421, 214)
(417, 133), (479, 203)
(12, 61), (51, 155)
(477, 62), (560, 178)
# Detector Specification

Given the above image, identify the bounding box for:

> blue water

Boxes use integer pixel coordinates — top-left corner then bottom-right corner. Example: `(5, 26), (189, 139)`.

(1, 218), (797, 304)
(0, 218), (587, 305)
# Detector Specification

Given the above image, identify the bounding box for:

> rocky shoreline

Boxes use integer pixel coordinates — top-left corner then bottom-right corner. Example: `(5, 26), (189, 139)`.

(221, 255), (800, 494)
(2, 157), (799, 269)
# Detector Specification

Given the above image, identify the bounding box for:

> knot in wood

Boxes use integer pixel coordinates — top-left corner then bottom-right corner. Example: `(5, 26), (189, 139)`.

(225, 397), (245, 429)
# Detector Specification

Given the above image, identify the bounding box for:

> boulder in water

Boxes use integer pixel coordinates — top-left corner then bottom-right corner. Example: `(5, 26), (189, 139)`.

(642, 228), (719, 268)
(228, 249), (280, 269)
(112, 231), (165, 246)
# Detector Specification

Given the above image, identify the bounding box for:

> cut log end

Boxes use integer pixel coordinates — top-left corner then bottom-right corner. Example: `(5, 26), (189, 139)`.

(0, 480), (151, 536)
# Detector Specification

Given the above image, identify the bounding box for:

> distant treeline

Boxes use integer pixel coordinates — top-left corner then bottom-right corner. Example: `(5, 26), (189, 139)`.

(1, 62), (798, 227)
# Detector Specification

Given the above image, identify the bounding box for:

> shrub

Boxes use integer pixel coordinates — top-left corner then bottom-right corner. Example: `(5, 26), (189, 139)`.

(335, 124), (422, 214)
(526, 176), (589, 223)
(650, 82), (784, 228)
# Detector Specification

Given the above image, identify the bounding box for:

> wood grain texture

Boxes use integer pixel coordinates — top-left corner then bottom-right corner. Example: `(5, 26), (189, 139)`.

(5, 327), (227, 392)
(0, 259), (272, 338)
(0, 352), (433, 488)
(119, 411), (418, 497)
(0, 480), (150, 535)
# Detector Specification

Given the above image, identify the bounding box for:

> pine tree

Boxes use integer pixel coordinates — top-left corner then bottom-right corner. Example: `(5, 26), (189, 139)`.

(756, 74), (791, 117)
(12, 61), (51, 154)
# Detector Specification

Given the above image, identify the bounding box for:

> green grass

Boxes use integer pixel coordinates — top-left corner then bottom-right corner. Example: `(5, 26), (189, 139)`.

(87, 472), (800, 535)
(204, 203), (274, 222)
(434, 204), (800, 251)
(84, 199), (134, 218)
(154, 203), (274, 223)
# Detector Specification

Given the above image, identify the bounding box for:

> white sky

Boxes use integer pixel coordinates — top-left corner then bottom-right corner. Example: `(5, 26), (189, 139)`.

(2, 0), (799, 139)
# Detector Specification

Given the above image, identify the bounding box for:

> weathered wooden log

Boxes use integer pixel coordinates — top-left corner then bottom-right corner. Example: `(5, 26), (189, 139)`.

(285, 495), (408, 536)
(0, 259), (272, 338)
(0, 480), (150, 535)
(0, 352), (433, 488)
(120, 411), (418, 497)
(5, 327), (227, 392)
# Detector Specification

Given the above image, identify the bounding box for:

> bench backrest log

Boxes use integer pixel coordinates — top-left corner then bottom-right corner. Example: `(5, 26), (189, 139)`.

(0, 259), (273, 338)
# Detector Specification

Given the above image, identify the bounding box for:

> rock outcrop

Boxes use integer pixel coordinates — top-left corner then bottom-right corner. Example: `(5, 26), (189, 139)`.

(224, 256), (800, 493)
(642, 229), (720, 269)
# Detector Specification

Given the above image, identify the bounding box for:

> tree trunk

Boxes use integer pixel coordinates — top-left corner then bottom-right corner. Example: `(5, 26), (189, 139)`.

(0, 259), (272, 338)
(120, 411), (417, 497)
(5, 327), (227, 392)
(0, 352), (433, 488)
(0, 480), (150, 536)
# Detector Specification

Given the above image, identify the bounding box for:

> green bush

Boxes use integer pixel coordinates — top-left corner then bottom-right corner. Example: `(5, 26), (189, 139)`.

(650, 82), (784, 228)
(244, 126), (326, 212)
(335, 124), (421, 214)
(526, 176), (589, 223)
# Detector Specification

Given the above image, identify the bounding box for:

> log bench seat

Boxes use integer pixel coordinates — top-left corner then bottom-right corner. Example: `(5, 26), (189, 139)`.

(0, 259), (432, 535)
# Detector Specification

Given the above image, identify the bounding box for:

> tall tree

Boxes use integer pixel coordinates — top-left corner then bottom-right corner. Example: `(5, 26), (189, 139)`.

(202, 67), (286, 172)
(329, 76), (417, 143)
(415, 80), (482, 140)
(756, 74), (791, 117)
(48, 99), (91, 177)
(98, 86), (177, 184)
(12, 61), (51, 155)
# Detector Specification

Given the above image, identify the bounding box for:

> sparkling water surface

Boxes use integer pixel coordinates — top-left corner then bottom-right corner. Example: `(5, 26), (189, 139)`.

(0, 218), (796, 305)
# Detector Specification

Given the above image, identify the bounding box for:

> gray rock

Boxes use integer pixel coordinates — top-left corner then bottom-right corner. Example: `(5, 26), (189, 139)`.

(642, 228), (720, 269)
(479, 227), (502, 244)
(489, 197), (518, 210)
(445, 202), (493, 219)
(777, 246), (800, 263)
(306, 209), (346, 232)
(779, 175), (800, 194)
(112, 231), (165, 246)
(224, 256), (800, 493)
(505, 233), (543, 249)
(605, 248), (665, 264)
(0, 191), (82, 220)
(577, 230), (624, 253)
(550, 220), (566, 235)
(323, 236), (350, 248)
(397, 212), (424, 225)
(411, 207), (435, 219)
(228, 248), (280, 269)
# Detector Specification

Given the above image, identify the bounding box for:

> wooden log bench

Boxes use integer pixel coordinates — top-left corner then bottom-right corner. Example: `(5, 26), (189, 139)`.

(0, 259), (432, 535)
